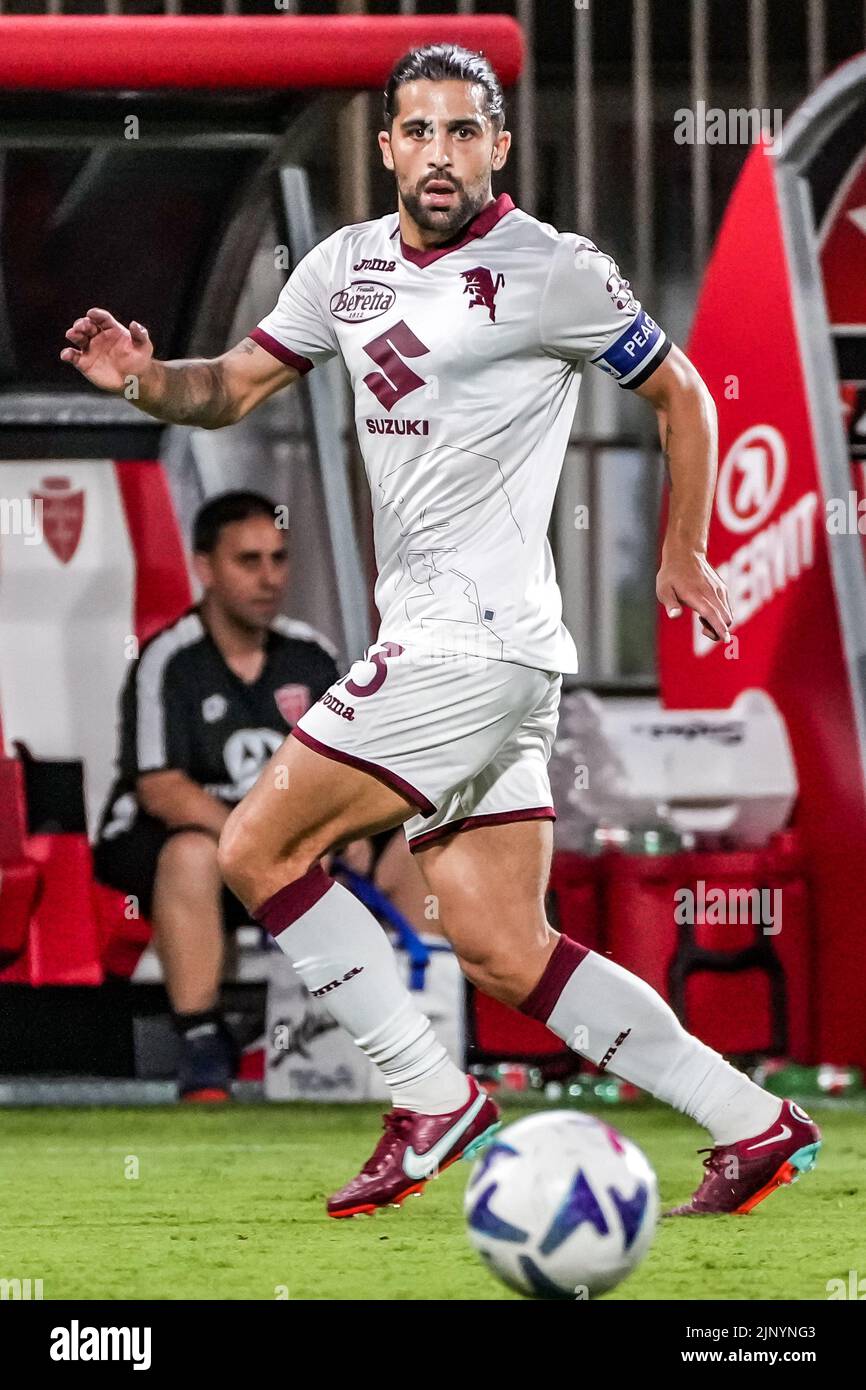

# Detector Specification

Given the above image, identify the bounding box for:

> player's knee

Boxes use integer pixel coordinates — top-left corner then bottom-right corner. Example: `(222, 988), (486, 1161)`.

(457, 930), (555, 1006)
(458, 949), (528, 1005)
(218, 809), (261, 894)
(158, 828), (220, 877)
(217, 806), (307, 901)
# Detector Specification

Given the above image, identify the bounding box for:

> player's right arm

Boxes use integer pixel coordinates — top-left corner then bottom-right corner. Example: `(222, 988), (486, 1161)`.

(137, 770), (231, 837)
(60, 309), (299, 429)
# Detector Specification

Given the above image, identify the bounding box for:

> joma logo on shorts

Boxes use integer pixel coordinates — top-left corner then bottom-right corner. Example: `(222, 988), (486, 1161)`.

(320, 692), (355, 720)
(311, 965), (364, 997)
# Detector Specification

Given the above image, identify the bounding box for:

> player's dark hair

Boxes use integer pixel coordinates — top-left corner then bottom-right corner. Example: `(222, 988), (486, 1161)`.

(193, 491), (279, 554)
(384, 43), (505, 132)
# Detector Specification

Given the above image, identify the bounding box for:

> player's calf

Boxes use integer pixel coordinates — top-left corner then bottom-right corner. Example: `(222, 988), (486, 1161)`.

(457, 934), (560, 1009)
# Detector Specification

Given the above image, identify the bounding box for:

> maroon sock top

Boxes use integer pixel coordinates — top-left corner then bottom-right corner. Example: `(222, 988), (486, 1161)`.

(253, 862), (334, 936)
(519, 934), (589, 1023)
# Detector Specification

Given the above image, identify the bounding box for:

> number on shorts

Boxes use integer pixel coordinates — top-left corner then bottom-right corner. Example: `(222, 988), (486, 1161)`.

(344, 642), (405, 697)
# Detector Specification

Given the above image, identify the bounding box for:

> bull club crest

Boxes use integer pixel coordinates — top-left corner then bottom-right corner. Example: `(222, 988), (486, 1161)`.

(461, 267), (505, 322)
(274, 683), (312, 726)
(30, 476), (85, 564)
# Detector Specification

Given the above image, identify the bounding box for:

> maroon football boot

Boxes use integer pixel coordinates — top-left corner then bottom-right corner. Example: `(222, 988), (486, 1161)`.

(666, 1099), (822, 1216)
(328, 1077), (501, 1218)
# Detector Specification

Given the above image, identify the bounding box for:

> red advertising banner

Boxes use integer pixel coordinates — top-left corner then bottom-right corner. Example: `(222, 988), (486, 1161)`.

(659, 141), (866, 1070)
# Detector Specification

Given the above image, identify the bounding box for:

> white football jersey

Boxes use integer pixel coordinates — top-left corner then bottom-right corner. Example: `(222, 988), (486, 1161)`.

(252, 194), (670, 674)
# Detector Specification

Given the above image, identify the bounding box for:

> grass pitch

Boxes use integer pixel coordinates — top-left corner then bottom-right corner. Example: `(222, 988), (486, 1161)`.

(1, 1100), (863, 1301)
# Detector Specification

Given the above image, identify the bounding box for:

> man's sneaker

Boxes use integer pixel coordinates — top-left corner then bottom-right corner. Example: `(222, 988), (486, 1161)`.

(327, 1077), (501, 1218)
(177, 1021), (237, 1103)
(666, 1099), (822, 1216)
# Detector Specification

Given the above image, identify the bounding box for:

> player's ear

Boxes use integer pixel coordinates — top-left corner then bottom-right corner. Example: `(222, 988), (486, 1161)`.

(491, 129), (511, 173)
(192, 551), (212, 591)
(378, 130), (395, 171)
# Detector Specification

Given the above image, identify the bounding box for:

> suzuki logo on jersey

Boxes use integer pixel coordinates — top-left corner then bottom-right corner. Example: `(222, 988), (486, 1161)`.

(330, 281), (395, 323)
(365, 418), (430, 436)
(362, 321), (430, 411)
(461, 267), (505, 322)
(31, 476), (84, 565)
(353, 258), (396, 273)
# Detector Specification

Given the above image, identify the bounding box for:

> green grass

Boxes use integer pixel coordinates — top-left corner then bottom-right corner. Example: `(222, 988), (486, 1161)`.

(1, 1101), (863, 1300)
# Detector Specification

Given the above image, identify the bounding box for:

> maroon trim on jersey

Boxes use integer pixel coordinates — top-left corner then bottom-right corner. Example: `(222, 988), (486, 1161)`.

(250, 327), (314, 376)
(290, 726), (437, 816)
(394, 193), (516, 269)
(252, 863), (334, 935)
(518, 934), (590, 1023)
(406, 805), (556, 854)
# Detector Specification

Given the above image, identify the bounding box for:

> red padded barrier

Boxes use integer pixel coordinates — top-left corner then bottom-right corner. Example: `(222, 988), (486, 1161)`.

(93, 882), (153, 980)
(0, 836), (101, 985)
(0, 16), (523, 91)
(116, 461), (192, 645)
(603, 835), (814, 1061)
(0, 758), (41, 966)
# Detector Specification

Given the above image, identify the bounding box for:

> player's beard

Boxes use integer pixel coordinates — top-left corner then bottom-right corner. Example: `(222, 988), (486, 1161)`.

(399, 172), (490, 242)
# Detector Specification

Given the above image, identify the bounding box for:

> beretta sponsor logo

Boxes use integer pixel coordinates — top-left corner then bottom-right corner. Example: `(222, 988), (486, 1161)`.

(330, 280), (395, 323)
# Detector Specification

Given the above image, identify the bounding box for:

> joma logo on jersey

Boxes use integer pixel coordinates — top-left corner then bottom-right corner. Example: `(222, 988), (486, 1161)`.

(461, 267), (505, 322)
(365, 418), (430, 436)
(319, 691), (355, 720)
(330, 281), (395, 323)
(353, 258), (396, 273)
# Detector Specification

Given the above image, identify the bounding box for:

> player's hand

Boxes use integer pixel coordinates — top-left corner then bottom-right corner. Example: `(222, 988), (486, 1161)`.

(657, 545), (733, 642)
(60, 307), (154, 394)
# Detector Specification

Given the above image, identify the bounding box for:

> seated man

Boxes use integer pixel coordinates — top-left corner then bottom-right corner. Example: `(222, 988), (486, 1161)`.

(93, 490), (345, 1100)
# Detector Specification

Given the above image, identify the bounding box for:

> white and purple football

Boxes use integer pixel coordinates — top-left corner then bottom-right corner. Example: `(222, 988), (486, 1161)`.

(464, 1110), (659, 1299)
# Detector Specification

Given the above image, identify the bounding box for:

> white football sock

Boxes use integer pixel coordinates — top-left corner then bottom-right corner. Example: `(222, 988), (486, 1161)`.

(525, 940), (781, 1144)
(255, 866), (469, 1115)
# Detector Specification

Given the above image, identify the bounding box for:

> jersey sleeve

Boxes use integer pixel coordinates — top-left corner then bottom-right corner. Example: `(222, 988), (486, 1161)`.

(131, 650), (193, 777)
(539, 234), (671, 389)
(250, 240), (339, 375)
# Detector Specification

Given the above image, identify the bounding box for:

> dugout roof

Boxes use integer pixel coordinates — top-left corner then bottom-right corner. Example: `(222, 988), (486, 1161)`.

(0, 15), (522, 92)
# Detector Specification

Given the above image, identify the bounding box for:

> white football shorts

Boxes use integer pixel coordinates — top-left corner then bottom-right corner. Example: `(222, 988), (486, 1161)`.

(291, 640), (562, 853)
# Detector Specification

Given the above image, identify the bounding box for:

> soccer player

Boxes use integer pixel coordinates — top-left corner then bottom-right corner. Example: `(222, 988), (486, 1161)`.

(62, 44), (821, 1217)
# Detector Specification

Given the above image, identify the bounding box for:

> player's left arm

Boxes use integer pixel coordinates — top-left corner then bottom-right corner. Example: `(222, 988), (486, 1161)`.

(633, 346), (733, 643)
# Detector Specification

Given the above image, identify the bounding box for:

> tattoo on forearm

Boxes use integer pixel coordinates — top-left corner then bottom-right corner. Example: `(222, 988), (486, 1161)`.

(142, 358), (235, 428)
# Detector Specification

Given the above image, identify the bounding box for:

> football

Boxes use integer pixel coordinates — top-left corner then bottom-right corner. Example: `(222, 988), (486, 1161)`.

(464, 1111), (659, 1299)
